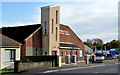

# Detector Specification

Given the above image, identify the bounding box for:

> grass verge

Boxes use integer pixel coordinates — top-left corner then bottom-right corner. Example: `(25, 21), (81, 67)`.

(0, 69), (14, 74)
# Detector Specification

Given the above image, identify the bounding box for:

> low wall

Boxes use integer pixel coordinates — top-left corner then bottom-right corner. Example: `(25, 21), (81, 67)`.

(14, 61), (52, 72)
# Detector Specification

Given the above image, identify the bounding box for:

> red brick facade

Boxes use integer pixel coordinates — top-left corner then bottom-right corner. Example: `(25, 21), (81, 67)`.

(21, 28), (42, 56)
(59, 24), (85, 63)
(26, 28), (42, 48)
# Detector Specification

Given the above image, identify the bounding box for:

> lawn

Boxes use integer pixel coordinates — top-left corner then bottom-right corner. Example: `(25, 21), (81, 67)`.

(0, 69), (14, 74)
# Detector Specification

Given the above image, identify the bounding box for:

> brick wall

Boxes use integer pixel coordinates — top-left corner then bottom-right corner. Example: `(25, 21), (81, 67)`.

(26, 28), (42, 48)
(21, 28), (42, 56)
(59, 24), (85, 62)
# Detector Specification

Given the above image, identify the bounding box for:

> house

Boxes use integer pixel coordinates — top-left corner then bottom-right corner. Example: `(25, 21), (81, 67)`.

(1, 5), (85, 63)
(84, 44), (93, 54)
(0, 34), (21, 70)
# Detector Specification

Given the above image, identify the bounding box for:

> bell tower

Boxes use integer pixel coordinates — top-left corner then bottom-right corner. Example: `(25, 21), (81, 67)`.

(41, 5), (60, 55)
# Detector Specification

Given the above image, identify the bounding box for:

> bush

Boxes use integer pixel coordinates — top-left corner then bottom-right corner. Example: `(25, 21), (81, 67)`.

(105, 56), (113, 60)
(119, 57), (120, 61)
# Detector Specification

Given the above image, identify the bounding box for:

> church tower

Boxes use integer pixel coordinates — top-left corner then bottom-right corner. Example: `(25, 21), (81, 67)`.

(41, 5), (60, 55)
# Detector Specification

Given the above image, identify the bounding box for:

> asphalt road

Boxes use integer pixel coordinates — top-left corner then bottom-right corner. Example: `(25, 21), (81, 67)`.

(52, 63), (119, 73)
(3, 61), (120, 75)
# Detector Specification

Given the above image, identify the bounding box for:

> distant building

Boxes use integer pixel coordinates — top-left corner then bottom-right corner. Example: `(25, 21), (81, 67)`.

(84, 45), (93, 54)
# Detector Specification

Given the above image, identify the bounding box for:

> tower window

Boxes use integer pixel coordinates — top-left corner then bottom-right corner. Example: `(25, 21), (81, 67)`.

(52, 19), (54, 33)
(56, 10), (58, 24)
(56, 27), (57, 41)
(45, 21), (47, 35)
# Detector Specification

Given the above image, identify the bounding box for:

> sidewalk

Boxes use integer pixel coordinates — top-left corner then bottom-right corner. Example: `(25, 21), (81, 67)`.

(5, 59), (119, 74)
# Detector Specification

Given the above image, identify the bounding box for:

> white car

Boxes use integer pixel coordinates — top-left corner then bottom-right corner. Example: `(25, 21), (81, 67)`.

(96, 56), (105, 62)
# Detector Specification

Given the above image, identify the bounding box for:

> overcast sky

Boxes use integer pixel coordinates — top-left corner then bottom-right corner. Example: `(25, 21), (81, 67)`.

(1, 0), (119, 44)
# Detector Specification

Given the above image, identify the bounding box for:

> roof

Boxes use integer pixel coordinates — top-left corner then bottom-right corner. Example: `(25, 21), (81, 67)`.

(0, 24), (41, 43)
(41, 5), (59, 9)
(0, 34), (21, 47)
(59, 42), (80, 49)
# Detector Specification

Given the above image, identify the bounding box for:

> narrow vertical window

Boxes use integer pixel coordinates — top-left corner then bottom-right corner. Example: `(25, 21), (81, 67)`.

(56, 27), (57, 41)
(79, 50), (83, 57)
(76, 51), (77, 55)
(35, 49), (38, 56)
(45, 21), (47, 35)
(52, 19), (54, 33)
(56, 10), (58, 24)
(61, 52), (63, 57)
(65, 52), (67, 55)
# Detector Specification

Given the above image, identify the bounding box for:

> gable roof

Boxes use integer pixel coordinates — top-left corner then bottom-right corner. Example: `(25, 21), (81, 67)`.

(0, 34), (21, 47)
(0, 24), (41, 43)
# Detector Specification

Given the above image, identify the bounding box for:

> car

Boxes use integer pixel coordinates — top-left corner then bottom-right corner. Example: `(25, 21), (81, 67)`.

(95, 56), (105, 62)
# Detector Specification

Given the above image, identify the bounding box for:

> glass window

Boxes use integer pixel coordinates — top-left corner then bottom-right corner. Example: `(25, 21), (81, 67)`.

(35, 49), (38, 56)
(79, 50), (83, 57)
(52, 19), (54, 33)
(61, 52), (63, 57)
(56, 10), (58, 24)
(56, 27), (57, 41)
(5, 49), (15, 62)
(45, 21), (47, 35)
(65, 52), (67, 55)
(76, 51), (77, 55)
(69, 52), (71, 55)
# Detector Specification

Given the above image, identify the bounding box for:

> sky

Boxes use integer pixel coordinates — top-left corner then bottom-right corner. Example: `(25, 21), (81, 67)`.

(0, 0), (119, 44)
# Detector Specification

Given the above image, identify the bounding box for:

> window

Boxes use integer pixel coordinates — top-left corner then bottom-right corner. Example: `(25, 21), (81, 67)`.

(79, 50), (83, 57)
(61, 52), (63, 57)
(5, 49), (15, 62)
(56, 27), (57, 41)
(52, 19), (54, 33)
(45, 21), (47, 35)
(56, 10), (58, 24)
(35, 49), (38, 56)
(65, 52), (67, 55)
(69, 52), (71, 55)
(76, 51), (77, 55)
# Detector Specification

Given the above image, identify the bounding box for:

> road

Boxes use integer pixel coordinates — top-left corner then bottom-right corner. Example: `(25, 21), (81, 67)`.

(50, 63), (119, 73)
(3, 60), (120, 75)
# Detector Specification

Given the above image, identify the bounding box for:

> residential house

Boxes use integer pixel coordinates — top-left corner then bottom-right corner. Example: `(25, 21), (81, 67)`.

(0, 34), (21, 70)
(84, 44), (93, 54)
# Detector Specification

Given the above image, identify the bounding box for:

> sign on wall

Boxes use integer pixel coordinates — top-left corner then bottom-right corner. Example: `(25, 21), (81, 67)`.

(59, 30), (70, 35)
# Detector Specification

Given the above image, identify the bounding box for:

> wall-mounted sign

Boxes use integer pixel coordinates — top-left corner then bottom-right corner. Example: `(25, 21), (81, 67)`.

(59, 30), (70, 35)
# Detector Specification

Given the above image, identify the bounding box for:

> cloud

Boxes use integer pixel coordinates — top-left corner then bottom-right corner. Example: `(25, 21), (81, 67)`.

(59, 0), (118, 43)
(1, 0), (119, 43)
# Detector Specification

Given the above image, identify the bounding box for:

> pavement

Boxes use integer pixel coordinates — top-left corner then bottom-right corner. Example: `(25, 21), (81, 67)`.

(2, 59), (119, 74)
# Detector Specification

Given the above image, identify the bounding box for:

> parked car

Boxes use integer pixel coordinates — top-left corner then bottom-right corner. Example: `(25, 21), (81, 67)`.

(95, 53), (105, 62)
